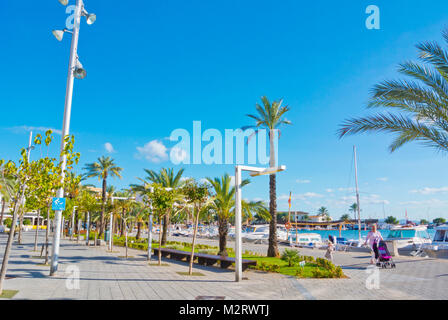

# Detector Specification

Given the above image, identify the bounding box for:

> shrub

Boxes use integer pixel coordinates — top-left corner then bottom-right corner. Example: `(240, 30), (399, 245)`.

(269, 264), (281, 273)
(4, 218), (12, 228)
(23, 219), (31, 226)
(295, 268), (304, 278)
(281, 249), (300, 267)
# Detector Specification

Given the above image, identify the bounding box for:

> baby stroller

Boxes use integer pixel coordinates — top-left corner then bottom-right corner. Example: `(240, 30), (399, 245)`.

(375, 240), (396, 269)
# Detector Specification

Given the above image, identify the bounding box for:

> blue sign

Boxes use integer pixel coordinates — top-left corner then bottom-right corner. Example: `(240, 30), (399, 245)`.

(52, 197), (66, 211)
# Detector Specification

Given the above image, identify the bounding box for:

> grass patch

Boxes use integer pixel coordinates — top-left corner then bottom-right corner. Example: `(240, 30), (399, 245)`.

(0, 290), (19, 299)
(148, 263), (170, 266)
(117, 256), (134, 259)
(177, 272), (205, 276)
(112, 237), (345, 278)
(106, 250), (120, 253)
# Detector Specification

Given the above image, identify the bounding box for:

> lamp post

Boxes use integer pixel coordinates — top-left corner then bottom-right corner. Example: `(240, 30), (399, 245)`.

(50, 0), (96, 276)
(234, 165), (286, 282)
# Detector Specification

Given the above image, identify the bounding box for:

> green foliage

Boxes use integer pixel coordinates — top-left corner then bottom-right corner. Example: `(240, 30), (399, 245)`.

(433, 217), (446, 225)
(4, 218), (12, 228)
(385, 216), (399, 224)
(281, 248), (301, 267)
(23, 219), (31, 226)
(339, 29), (448, 154)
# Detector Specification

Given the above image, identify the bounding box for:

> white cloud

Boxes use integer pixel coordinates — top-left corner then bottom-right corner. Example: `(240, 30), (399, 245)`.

(8, 125), (62, 135)
(296, 179), (311, 184)
(326, 188), (334, 193)
(377, 177), (388, 182)
(136, 140), (168, 163)
(399, 199), (446, 206)
(104, 142), (115, 153)
(279, 192), (323, 201)
(410, 187), (448, 195)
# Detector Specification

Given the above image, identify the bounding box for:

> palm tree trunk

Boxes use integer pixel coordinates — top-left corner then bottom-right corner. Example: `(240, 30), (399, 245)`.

(267, 173), (279, 257)
(188, 208), (200, 275)
(0, 199), (5, 226)
(136, 222), (141, 240)
(267, 128), (279, 257)
(218, 218), (228, 256)
(0, 187), (23, 295)
(99, 177), (107, 238)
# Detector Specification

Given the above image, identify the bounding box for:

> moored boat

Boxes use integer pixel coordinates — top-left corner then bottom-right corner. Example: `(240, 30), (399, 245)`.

(422, 224), (448, 259)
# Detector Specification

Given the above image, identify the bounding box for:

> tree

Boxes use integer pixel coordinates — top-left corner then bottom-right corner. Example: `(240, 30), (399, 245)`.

(148, 184), (183, 265)
(317, 206), (329, 217)
(0, 169), (16, 226)
(132, 168), (185, 245)
(433, 217), (446, 225)
(385, 216), (399, 225)
(281, 248), (300, 267)
(420, 219), (429, 225)
(349, 203), (358, 220)
(83, 156), (122, 237)
(339, 29), (448, 154)
(206, 174), (265, 256)
(0, 131), (79, 295)
(340, 214), (350, 222)
(245, 96), (292, 257)
(182, 179), (210, 275)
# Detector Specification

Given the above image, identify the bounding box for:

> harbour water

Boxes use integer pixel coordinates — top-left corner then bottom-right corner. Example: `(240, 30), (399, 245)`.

(288, 229), (435, 240)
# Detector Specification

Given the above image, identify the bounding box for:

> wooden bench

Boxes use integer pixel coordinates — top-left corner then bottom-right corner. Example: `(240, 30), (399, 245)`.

(152, 248), (257, 271)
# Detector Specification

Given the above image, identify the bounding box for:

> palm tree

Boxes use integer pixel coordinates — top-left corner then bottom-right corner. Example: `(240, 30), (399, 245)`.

(339, 29), (448, 154)
(207, 174), (266, 256)
(83, 156), (122, 237)
(132, 168), (185, 245)
(245, 96), (292, 257)
(340, 214), (350, 222)
(349, 203), (358, 220)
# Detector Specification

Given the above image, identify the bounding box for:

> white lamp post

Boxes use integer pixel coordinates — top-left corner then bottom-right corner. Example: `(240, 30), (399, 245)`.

(50, 0), (96, 276)
(234, 165), (286, 282)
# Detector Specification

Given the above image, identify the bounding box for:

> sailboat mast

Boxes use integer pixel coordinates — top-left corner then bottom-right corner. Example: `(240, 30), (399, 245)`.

(353, 146), (361, 242)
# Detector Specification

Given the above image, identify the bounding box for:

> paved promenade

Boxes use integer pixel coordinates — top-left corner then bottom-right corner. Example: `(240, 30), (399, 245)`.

(0, 232), (447, 300)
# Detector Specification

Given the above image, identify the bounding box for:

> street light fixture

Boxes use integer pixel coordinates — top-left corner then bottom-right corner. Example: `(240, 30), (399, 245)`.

(50, 0), (96, 276)
(234, 165), (286, 282)
(82, 9), (96, 25)
(74, 58), (86, 79)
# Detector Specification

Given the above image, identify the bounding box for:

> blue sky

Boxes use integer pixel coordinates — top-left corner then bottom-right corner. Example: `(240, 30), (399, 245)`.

(1, 0), (448, 221)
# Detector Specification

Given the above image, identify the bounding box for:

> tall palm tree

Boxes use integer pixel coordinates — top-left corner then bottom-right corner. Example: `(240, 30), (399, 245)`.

(83, 156), (122, 237)
(245, 96), (291, 257)
(349, 203), (358, 220)
(339, 29), (448, 154)
(207, 174), (266, 256)
(132, 168), (185, 245)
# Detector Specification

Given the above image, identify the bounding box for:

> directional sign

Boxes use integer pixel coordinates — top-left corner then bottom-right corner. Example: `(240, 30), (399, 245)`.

(52, 197), (66, 211)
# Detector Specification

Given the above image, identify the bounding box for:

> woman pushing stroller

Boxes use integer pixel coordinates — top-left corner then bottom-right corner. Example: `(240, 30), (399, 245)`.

(364, 224), (383, 264)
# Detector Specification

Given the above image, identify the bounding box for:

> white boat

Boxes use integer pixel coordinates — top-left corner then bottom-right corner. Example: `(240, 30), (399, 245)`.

(422, 224), (448, 259)
(386, 225), (432, 255)
(288, 233), (323, 248)
(242, 225), (269, 244)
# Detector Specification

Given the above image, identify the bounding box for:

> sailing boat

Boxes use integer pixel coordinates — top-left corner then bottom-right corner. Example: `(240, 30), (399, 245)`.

(343, 146), (370, 252)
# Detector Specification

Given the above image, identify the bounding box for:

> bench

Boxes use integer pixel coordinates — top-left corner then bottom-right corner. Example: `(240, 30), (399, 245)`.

(152, 248), (257, 271)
